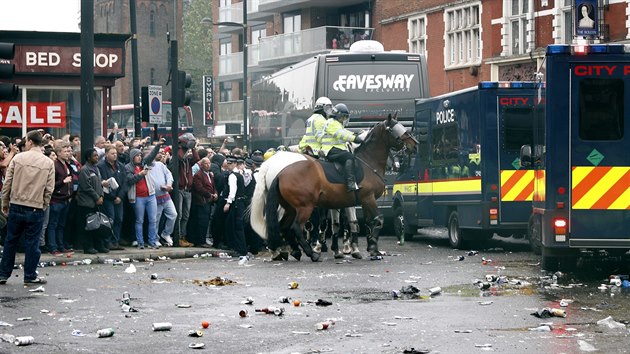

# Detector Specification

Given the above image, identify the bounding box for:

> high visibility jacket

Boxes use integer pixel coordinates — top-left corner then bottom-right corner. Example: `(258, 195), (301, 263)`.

(318, 118), (356, 154)
(298, 113), (327, 153)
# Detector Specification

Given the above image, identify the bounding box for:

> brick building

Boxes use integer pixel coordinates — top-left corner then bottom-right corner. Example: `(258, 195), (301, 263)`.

(211, 0), (630, 132)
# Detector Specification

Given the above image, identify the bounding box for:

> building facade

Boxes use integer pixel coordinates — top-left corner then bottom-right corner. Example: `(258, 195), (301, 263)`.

(211, 0), (630, 135)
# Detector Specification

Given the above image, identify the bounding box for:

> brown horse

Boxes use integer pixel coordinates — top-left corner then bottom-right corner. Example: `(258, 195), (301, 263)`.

(250, 115), (417, 261)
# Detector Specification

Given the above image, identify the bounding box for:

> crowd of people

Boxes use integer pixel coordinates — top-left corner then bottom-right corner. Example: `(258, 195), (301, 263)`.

(0, 95), (362, 285)
(0, 130), (266, 275)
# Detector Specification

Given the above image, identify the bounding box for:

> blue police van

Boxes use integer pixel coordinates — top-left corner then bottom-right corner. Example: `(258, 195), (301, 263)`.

(393, 82), (544, 249)
(521, 44), (630, 271)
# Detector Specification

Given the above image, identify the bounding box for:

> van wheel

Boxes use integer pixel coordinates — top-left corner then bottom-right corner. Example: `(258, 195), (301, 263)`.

(393, 206), (415, 245)
(448, 211), (466, 249)
(541, 247), (559, 272)
(528, 215), (542, 255)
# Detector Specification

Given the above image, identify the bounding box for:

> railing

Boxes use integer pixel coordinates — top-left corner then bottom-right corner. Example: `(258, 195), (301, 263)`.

(218, 0), (261, 23)
(258, 26), (373, 62)
(218, 43), (260, 76)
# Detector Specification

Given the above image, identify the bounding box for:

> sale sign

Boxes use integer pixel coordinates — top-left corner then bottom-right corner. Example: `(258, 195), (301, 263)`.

(0, 102), (67, 128)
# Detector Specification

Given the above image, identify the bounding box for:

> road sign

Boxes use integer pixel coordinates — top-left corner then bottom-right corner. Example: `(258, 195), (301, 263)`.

(148, 85), (163, 124)
(203, 75), (214, 126)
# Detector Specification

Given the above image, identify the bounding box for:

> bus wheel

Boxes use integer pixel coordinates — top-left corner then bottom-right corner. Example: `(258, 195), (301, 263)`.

(528, 215), (542, 255)
(393, 206), (415, 245)
(448, 211), (466, 249)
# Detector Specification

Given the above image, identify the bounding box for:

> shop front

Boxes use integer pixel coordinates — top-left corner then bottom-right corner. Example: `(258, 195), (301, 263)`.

(0, 31), (129, 139)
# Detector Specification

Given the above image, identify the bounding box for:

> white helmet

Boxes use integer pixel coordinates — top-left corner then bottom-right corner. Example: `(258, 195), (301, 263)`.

(314, 97), (333, 115)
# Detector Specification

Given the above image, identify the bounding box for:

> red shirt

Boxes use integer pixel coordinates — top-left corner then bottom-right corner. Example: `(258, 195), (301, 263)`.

(134, 165), (149, 197)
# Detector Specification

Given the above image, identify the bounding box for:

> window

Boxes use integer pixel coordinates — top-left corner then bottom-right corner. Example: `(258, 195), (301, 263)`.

(579, 79), (624, 141)
(219, 39), (232, 75)
(408, 16), (426, 56)
(502, 107), (534, 150)
(149, 9), (156, 37)
(560, 0), (573, 44)
(431, 123), (459, 165)
(220, 82), (232, 102)
(508, 0), (529, 55)
(445, 3), (481, 67)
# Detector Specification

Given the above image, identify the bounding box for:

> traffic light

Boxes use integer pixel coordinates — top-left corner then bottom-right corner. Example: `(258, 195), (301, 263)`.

(177, 70), (192, 106)
(0, 42), (18, 100)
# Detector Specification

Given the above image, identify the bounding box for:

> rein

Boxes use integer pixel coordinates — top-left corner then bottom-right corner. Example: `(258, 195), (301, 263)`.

(355, 154), (386, 184)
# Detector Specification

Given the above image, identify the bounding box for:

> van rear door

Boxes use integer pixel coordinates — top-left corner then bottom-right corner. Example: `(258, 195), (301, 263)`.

(569, 61), (630, 246)
(497, 92), (537, 228)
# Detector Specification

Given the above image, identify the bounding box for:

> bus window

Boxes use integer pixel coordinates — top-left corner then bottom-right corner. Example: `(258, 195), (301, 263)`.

(502, 106), (534, 151)
(579, 78), (624, 141)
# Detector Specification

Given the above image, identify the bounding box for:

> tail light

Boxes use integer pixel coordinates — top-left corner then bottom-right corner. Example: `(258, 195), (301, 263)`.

(553, 218), (567, 242)
(489, 208), (498, 225)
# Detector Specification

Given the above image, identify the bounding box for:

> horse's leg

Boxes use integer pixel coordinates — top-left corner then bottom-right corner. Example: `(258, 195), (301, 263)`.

(340, 209), (352, 255)
(318, 208), (329, 252)
(329, 209), (344, 259)
(345, 207), (362, 259)
(309, 209), (322, 253)
(293, 208), (320, 262)
(271, 210), (297, 261)
(362, 200), (383, 257)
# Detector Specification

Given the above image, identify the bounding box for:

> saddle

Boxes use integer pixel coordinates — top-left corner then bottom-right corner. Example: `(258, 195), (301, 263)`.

(318, 159), (364, 185)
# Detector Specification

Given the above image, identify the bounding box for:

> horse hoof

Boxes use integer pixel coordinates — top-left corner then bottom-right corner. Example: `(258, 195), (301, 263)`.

(271, 251), (289, 261)
(369, 250), (380, 257)
(311, 252), (322, 262)
(351, 251), (363, 259)
(333, 252), (345, 259)
(321, 242), (328, 253)
(313, 241), (322, 254)
(342, 242), (351, 254)
(291, 250), (302, 261)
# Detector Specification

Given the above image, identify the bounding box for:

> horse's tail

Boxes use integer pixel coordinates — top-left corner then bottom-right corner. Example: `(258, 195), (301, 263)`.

(249, 151), (307, 241)
(249, 157), (273, 241)
(265, 177), (283, 250)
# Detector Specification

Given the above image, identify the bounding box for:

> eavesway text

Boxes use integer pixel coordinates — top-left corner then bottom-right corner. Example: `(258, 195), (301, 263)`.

(332, 74), (415, 92)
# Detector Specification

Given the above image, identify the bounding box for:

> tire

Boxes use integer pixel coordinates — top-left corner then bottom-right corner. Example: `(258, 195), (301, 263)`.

(447, 211), (466, 249)
(541, 247), (559, 272)
(528, 215), (542, 255)
(393, 206), (415, 245)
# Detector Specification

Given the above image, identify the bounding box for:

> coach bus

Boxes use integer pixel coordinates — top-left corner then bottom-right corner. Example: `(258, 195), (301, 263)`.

(250, 40), (429, 230)
(107, 102), (193, 143)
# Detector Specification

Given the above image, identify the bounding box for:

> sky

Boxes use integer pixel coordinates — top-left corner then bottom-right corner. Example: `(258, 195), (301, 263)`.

(0, 0), (80, 32)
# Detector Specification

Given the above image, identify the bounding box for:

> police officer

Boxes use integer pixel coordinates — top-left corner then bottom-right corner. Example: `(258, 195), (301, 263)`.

(223, 156), (248, 257)
(298, 97), (333, 156)
(318, 103), (363, 192)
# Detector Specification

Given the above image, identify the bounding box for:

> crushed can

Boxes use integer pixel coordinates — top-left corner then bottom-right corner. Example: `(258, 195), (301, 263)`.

(550, 308), (567, 318)
(243, 296), (254, 305)
(316, 320), (335, 330)
(188, 330), (203, 337)
(288, 282), (299, 290)
(370, 255), (383, 261)
(14, 336), (34, 346)
(152, 322), (172, 331)
(239, 310), (248, 317)
(150, 273), (158, 280)
(97, 328), (115, 338)
(485, 275), (498, 282)
(428, 287), (442, 296)
(278, 296), (290, 303)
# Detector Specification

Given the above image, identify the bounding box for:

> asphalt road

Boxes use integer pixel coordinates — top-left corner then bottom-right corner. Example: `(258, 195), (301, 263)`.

(1, 230), (630, 353)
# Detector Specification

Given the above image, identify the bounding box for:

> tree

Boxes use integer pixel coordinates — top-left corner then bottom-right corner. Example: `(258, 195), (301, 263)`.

(182, 0), (212, 102)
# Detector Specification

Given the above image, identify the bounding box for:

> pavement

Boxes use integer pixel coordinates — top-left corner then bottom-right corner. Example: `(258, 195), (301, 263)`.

(9, 245), (237, 266)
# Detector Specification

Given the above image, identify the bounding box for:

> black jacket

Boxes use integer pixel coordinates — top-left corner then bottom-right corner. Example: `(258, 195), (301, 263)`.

(97, 159), (128, 201)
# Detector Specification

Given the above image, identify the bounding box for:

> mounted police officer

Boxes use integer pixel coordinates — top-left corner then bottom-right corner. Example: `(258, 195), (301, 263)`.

(318, 103), (364, 192)
(298, 97), (333, 156)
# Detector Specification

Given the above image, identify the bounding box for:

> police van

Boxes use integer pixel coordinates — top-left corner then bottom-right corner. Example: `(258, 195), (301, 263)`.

(520, 44), (630, 271)
(393, 82), (543, 248)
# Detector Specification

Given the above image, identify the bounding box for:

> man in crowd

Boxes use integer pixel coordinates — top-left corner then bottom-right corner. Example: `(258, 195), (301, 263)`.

(77, 149), (108, 254)
(0, 130), (55, 285)
(97, 145), (127, 250)
(149, 148), (177, 247)
(47, 141), (74, 255)
(223, 156), (248, 257)
(171, 133), (199, 247)
(190, 157), (217, 248)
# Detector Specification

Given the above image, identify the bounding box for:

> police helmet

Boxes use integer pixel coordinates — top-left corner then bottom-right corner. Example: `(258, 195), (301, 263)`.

(314, 97), (333, 115)
(277, 145), (287, 152)
(263, 148), (276, 161)
(332, 103), (350, 122)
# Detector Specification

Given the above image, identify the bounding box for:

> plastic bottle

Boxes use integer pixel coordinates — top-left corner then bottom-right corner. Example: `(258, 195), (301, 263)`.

(14, 336), (34, 346)
(97, 328), (115, 338)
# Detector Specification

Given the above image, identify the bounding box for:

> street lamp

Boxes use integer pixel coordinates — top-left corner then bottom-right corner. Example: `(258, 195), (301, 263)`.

(201, 2), (248, 149)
